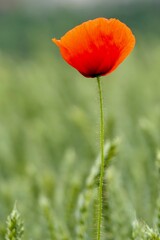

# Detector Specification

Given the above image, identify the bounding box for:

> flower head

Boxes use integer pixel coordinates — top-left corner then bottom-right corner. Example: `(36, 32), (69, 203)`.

(52, 18), (135, 78)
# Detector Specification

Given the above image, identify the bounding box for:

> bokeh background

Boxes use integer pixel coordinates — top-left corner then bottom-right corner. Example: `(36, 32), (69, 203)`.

(0, 0), (160, 239)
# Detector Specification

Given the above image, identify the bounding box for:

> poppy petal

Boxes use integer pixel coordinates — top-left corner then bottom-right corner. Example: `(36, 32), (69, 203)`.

(52, 18), (135, 78)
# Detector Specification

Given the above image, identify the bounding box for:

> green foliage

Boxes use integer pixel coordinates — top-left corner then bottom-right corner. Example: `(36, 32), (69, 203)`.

(5, 205), (24, 240)
(75, 140), (118, 240)
(132, 220), (160, 240)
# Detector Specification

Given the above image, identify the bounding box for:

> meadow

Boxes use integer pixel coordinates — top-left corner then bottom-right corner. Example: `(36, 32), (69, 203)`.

(0, 6), (160, 239)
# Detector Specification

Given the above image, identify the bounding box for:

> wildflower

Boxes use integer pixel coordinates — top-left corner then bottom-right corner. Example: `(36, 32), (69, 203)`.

(52, 17), (135, 78)
(52, 17), (136, 240)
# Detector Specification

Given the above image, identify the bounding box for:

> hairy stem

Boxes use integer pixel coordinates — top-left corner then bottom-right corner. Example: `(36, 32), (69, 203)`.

(96, 76), (105, 240)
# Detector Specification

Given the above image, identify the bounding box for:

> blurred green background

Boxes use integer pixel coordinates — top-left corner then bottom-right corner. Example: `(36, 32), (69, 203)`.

(0, 0), (160, 239)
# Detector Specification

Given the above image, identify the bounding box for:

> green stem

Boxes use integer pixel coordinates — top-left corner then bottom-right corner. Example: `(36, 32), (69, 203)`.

(96, 76), (105, 240)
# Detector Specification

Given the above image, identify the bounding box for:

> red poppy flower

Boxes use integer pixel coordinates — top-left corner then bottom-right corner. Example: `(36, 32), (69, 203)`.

(52, 18), (135, 78)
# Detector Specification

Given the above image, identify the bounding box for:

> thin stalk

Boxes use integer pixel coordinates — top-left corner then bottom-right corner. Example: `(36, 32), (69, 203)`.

(96, 76), (105, 240)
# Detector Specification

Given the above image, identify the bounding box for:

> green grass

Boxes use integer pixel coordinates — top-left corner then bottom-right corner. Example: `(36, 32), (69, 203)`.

(0, 20), (160, 239)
